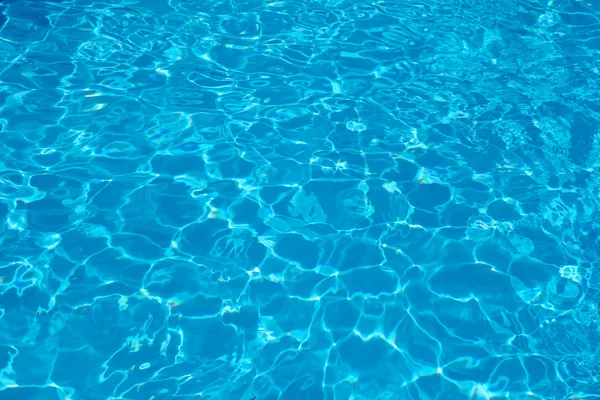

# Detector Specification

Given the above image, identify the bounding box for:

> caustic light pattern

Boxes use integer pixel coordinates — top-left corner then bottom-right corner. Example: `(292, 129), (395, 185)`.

(0, 0), (599, 399)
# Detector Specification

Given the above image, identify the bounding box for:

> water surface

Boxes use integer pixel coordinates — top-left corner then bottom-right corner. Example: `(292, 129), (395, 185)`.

(0, 0), (599, 399)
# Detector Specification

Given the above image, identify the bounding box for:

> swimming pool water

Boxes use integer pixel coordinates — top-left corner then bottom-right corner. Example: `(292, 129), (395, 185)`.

(0, 0), (599, 399)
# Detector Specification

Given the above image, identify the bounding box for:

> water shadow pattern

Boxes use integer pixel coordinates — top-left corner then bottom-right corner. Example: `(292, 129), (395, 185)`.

(0, 0), (599, 399)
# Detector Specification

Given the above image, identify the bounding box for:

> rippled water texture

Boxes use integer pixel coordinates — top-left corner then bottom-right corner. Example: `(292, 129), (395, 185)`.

(1, 0), (599, 399)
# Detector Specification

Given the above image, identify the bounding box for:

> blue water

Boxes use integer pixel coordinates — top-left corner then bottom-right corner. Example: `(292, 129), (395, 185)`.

(0, 0), (599, 399)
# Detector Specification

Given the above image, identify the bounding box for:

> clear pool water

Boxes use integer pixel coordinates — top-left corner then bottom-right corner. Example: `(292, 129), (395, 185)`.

(0, 0), (599, 399)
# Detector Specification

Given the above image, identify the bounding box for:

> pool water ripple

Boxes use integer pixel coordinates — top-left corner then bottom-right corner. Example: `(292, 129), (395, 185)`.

(0, 0), (599, 399)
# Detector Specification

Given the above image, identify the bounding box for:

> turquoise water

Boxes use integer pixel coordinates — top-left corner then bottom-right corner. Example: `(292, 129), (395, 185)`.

(0, 0), (599, 399)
